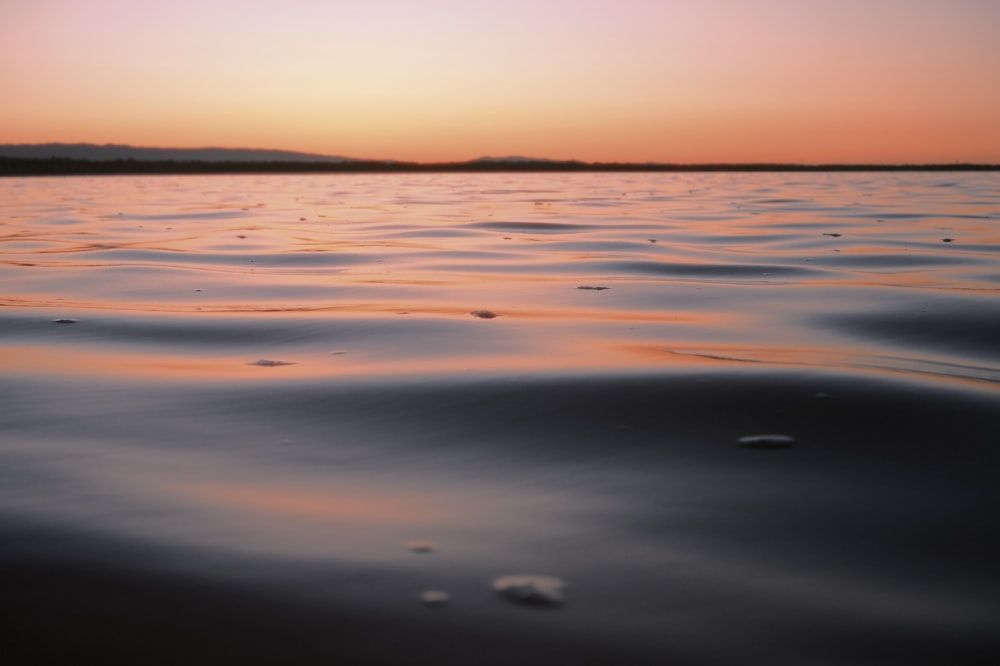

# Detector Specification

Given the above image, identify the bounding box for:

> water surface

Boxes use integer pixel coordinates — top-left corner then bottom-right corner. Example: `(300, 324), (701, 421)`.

(2, 172), (999, 665)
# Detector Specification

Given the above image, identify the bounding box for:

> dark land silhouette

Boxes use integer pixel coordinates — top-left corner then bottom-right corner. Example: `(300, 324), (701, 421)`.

(0, 143), (996, 175)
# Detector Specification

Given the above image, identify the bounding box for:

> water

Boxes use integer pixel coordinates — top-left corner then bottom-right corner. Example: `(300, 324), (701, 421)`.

(2, 172), (999, 664)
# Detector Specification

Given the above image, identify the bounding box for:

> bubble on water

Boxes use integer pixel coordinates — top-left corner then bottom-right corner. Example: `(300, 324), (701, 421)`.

(53, 318), (79, 324)
(407, 540), (435, 553)
(249, 359), (295, 367)
(470, 310), (500, 319)
(738, 434), (796, 449)
(493, 574), (566, 606)
(420, 590), (450, 607)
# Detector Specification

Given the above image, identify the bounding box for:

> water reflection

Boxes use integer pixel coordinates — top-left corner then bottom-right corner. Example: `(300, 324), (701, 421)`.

(1, 172), (999, 664)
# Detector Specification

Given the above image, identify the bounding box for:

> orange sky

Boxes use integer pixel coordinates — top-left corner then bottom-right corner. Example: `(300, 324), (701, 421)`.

(2, 0), (999, 163)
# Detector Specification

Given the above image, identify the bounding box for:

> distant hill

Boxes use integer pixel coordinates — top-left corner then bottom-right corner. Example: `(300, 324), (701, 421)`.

(471, 155), (572, 164)
(0, 143), (353, 162)
(1, 144), (997, 174)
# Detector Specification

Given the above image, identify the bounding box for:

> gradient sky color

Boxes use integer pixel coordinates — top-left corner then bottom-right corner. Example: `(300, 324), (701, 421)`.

(3, 0), (999, 163)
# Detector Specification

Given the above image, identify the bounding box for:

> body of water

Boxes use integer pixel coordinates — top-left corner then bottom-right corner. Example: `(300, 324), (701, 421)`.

(2, 171), (999, 665)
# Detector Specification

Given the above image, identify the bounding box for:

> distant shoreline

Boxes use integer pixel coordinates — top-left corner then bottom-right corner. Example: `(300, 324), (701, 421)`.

(2, 156), (998, 176)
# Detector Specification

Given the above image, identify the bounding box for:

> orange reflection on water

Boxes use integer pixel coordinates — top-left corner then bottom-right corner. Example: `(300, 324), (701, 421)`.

(0, 339), (685, 382)
(619, 343), (854, 368)
(619, 342), (1000, 389)
(0, 301), (740, 382)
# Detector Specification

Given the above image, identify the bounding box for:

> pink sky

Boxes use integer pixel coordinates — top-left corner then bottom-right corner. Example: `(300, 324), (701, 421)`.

(2, 0), (999, 163)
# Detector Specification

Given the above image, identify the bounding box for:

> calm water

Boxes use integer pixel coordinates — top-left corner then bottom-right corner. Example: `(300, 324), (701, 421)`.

(2, 172), (999, 665)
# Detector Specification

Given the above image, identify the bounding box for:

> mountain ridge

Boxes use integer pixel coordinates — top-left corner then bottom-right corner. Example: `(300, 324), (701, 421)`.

(0, 143), (354, 162)
(1, 143), (997, 173)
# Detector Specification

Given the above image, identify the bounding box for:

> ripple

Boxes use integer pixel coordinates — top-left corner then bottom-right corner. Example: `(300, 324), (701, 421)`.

(739, 434), (797, 448)
(493, 574), (566, 606)
(602, 260), (818, 280)
(420, 591), (450, 607)
(467, 221), (595, 234)
(817, 300), (1000, 362)
(407, 540), (435, 553)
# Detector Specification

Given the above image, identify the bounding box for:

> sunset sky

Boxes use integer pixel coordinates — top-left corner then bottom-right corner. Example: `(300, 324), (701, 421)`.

(2, 0), (999, 163)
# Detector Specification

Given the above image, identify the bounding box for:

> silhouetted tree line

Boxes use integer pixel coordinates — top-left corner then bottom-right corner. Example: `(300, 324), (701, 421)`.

(0, 156), (996, 176)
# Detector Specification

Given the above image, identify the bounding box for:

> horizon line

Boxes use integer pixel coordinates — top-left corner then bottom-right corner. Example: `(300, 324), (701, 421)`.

(1, 143), (998, 174)
(0, 142), (999, 169)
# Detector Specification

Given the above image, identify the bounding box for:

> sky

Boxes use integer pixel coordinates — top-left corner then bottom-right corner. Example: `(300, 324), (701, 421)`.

(2, 0), (999, 163)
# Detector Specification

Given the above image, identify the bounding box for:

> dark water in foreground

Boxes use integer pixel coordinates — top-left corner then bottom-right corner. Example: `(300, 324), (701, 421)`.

(2, 172), (999, 664)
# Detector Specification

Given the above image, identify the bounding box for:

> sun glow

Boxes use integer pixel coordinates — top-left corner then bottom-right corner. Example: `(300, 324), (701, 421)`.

(2, 0), (999, 162)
